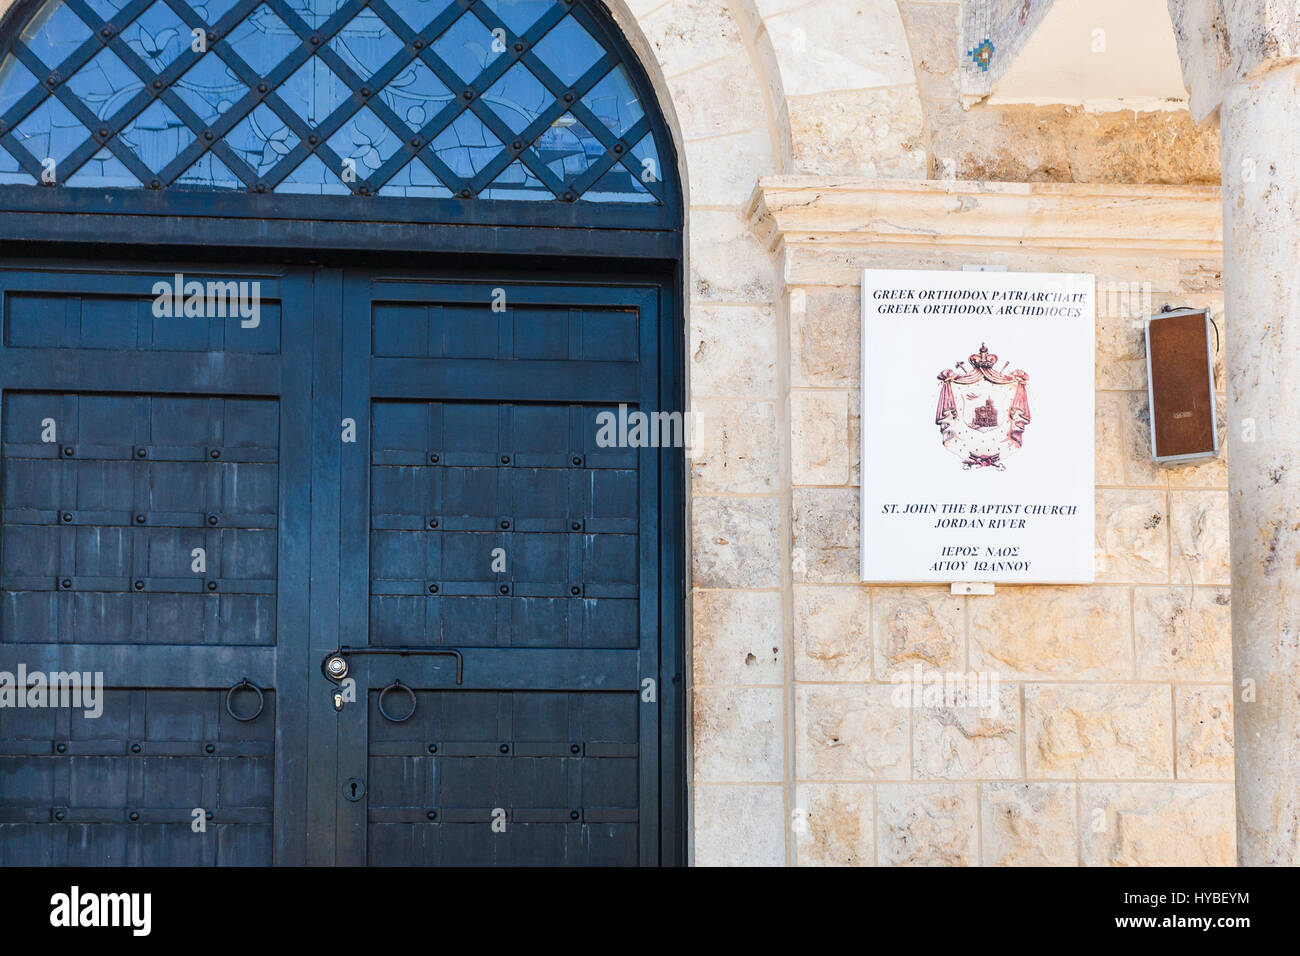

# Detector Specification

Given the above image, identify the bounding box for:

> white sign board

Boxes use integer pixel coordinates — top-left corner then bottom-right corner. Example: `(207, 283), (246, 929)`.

(860, 269), (1095, 583)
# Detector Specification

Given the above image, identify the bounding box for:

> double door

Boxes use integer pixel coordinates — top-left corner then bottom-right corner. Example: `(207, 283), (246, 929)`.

(0, 260), (678, 865)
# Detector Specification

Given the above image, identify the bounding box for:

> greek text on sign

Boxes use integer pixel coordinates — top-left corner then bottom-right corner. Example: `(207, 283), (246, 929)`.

(860, 269), (1096, 583)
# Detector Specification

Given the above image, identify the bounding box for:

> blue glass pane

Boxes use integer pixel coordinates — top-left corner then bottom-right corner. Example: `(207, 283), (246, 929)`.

(67, 49), (144, 120)
(384, 0), (458, 33)
(20, 0), (91, 69)
(192, 0), (241, 27)
(329, 10), (404, 79)
(66, 147), (137, 186)
(430, 109), (499, 178)
(431, 12), (503, 84)
(0, 55), (39, 121)
(278, 152), (349, 193)
(0, 145), (37, 183)
(483, 62), (549, 135)
(482, 158), (551, 200)
(13, 95), (88, 165)
(581, 65), (641, 138)
(118, 98), (189, 172)
(630, 129), (659, 184)
(380, 58), (454, 131)
(84, 0), (132, 21)
(581, 163), (651, 203)
(176, 149), (243, 187)
(378, 158), (452, 197)
(225, 5), (299, 77)
(327, 106), (402, 175)
(531, 14), (603, 86)
(280, 57), (351, 126)
(224, 101), (299, 175)
(481, 0), (558, 36)
(283, 0), (348, 29)
(172, 51), (248, 125)
(122, 1), (191, 73)
(533, 113), (601, 180)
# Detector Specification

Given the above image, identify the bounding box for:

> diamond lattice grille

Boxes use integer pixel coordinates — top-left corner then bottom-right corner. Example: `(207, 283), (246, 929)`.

(0, 0), (664, 202)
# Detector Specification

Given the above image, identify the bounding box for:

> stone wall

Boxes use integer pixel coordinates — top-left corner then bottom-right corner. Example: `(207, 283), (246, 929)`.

(744, 179), (1233, 866)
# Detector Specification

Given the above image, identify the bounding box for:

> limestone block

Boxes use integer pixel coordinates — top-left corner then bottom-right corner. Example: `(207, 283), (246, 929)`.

(1095, 391), (1126, 486)
(788, 88), (927, 178)
(1079, 783), (1235, 866)
(1134, 586), (1232, 681)
(764, 0), (918, 96)
(794, 783), (875, 867)
(872, 586), (964, 677)
(689, 209), (775, 303)
(795, 683), (908, 780)
(689, 303), (778, 398)
(1175, 686), (1234, 781)
(640, 0), (743, 76)
(876, 783), (978, 866)
(693, 685), (783, 782)
(1095, 489), (1169, 583)
(684, 128), (776, 208)
(689, 398), (780, 494)
(691, 496), (781, 588)
(792, 487), (859, 582)
(1169, 490), (1231, 585)
(981, 783), (1078, 867)
(791, 390), (850, 485)
(790, 287), (860, 389)
(969, 586), (1132, 680)
(793, 585), (872, 682)
(691, 589), (783, 686)
(897, 0), (961, 103)
(1025, 683), (1173, 779)
(913, 682), (1021, 779)
(664, 50), (767, 139)
(693, 784), (786, 866)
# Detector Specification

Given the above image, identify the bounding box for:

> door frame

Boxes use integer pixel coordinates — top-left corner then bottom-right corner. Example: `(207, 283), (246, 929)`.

(0, 240), (687, 867)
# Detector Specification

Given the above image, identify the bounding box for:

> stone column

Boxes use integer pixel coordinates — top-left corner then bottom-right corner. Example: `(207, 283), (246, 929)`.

(1167, 0), (1300, 865)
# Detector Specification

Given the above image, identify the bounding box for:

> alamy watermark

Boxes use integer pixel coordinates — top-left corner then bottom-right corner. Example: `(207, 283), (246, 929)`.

(152, 273), (261, 328)
(889, 664), (1002, 717)
(0, 666), (103, 718)
(595, 404), (706, 451)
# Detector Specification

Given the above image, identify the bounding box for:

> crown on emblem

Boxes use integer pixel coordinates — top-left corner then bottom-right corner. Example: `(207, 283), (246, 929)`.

(969, 343), (997, 369)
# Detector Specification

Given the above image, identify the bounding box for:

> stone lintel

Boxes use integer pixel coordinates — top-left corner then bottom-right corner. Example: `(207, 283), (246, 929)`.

(747, 177), (1224, 264)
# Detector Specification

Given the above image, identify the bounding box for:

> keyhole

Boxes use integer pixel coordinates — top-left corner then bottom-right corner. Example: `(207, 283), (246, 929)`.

(350, 782), (357, 798)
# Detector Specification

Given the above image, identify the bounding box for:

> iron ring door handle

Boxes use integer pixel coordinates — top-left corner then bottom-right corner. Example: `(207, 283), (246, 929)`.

(377, 679), (417, 722)
(226, 677), (265, 722)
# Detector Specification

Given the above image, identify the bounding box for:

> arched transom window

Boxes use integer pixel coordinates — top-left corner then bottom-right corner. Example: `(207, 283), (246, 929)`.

(0, 0), (666, 202)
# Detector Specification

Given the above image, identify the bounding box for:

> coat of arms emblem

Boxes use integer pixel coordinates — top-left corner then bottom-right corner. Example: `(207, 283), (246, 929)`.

(935, 344), (1031, 470)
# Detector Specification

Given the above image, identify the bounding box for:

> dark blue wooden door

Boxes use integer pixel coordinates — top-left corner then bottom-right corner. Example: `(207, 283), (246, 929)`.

(0, 261), (314, 864)
(321, 274), (666, 865)
(0, 261), (676, 865)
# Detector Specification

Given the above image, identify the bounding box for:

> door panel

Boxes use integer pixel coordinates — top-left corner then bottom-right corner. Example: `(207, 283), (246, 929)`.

(335, 276), (664, 866)
(0, 265), (313, 865)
